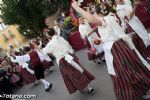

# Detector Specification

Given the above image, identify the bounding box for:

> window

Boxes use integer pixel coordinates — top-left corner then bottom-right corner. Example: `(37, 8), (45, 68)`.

(14, 39), (19, 46)
(0, 23), (7, 31)
(8, 30), (15, 38)
(2, 33), (9, 42)
(2, 23), (7, 28)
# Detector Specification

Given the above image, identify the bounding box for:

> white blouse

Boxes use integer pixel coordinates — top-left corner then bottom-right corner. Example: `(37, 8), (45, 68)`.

(79, 22), (98, 46)
(97, 15), (124, 76)
(43, 35), (74, 65)
(116, 4), (129, 30)
(94, 43), (104, 54)
(117, 1), (150, 47)
(123, 0), (132, 10)
(11, 50), (45, 64)
(79, 22), (93, 38)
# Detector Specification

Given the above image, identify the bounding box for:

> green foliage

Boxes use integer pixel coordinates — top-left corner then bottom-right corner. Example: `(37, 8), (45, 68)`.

(64, 16), (72, 27)
(0, 0), (70, 38)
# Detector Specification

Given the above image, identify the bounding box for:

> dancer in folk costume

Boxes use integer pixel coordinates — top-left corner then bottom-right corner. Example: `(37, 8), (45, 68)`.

(72, 1), (150, 100)
(10, 50), (36, 85)
(78, 16), (104, 63)
(42, 28), (95, 94)
(30, 42), (54, 72)
(79, 17), (98, 46)
(116, 0), (150, 60)
(10, 46), (53, 92)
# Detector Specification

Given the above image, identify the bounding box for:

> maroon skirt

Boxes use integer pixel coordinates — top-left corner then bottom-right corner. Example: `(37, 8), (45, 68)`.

(20, 68), (36, 84)
(10, 73), (20, 84)
(59, 54), (95, 94)
(42, 60), (54, 70)
(111, 39), (150, 100)
(132, 34), (150, 59)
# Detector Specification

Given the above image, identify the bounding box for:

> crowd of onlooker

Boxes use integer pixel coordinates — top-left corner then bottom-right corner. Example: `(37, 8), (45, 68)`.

(0, 56), (23, 95)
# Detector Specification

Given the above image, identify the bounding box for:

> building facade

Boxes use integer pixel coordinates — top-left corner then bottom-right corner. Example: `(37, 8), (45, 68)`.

(0, 23), (26, 52)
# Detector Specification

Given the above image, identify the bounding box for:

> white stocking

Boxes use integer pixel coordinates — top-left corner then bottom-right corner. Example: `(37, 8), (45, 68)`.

(41, 79), (50, 89)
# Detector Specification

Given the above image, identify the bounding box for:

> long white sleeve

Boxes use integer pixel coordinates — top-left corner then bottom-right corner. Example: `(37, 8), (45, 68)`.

(15, 54), (30, 63)
(58, 36), (74, 53)
(36, 50), (45, 62)
(42, 41), (53, 55)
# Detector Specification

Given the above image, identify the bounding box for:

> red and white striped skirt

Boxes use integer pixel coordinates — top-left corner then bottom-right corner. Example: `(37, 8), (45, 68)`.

(111, 39), (150, 100)
(59, 54), (95, 94)
(132, 34), (150, 59)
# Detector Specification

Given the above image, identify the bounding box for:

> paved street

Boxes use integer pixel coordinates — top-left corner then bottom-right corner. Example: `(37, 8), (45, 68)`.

(13, 49), (116, 100)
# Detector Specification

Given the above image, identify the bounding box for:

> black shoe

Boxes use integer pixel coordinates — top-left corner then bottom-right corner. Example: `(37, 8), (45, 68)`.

(97, 62), (102, 64)
(87, 88), (96, 95)
(49, 68), (54, 73)
(102, 59), (106, 63)
(45, 88), (49, 92)
(45, 83), (53, 92)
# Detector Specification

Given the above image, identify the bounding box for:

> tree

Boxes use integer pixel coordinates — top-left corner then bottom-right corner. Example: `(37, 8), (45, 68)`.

(0, 0), (70, 38)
